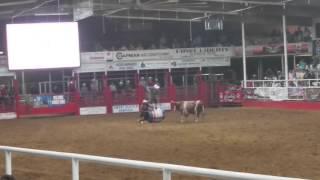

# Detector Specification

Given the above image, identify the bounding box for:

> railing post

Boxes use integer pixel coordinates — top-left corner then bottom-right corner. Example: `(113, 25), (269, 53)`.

(5, 151), (12, 175)
(72, 158), (79, 180)
(163, 169), (171, 180)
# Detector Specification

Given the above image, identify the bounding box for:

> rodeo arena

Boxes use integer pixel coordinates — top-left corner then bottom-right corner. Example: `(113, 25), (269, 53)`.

(0, 0), (320, 180)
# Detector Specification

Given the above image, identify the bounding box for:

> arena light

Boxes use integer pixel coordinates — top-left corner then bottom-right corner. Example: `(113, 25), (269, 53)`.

(6, 22), (80, 70)
(34, 12), (70, 16)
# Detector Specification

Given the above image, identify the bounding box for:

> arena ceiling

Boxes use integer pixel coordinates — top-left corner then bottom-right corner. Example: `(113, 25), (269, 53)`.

(0, 0), (320, 25)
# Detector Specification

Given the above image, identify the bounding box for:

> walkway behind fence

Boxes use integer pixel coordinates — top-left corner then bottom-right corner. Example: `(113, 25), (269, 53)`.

(0, 146), (307, 180)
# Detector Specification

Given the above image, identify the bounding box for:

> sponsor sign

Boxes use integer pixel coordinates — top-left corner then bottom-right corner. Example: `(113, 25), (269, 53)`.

(139, 60), (171, 70)
(112, 104), (139, 113)
(174, 47), (233, 58)
(113, 47), (232, 61)
(0, 112), (17, 120)
(114, 49), (172, 61)
(81, 52), (113, 63)
(80, 106), (107, 115)
(106, 62), (139, 71)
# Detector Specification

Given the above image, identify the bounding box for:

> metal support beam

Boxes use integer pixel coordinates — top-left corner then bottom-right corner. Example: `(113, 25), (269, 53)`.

(199, 0), (283, 6)
(242, 21), (247, 88)
(48, 71), (52, 94)
(72, 159), (79, 180)
(5, 151), (12, 175)
(282, 10), (288, 87)
(103, 15), (201, 22)
(21, 71), (26, 95)
(163, 169), (171, 180)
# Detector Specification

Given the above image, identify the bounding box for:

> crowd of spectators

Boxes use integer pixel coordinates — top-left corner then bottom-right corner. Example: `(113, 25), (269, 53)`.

(96, 31), (241, 51)
(94, 26), (312, 52)
(249, 57), (320, 88)
(247, 26), (312, 46)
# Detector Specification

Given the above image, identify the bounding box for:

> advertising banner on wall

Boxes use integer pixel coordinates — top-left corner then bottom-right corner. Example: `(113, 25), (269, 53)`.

(112, 104), (140, 113)
(81, 52), (113, 63)
(112, 47), (233, 61)
(174, 47), (233, 58)
(113, 49), (172, 61)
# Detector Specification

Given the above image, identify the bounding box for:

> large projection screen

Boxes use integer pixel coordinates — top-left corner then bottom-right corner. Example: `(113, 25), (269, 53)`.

(7, 22), (80, 70)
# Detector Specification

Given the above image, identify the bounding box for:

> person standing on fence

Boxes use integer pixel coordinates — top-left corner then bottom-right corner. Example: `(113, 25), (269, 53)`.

(90, 78), (99, 104)
(151, 79), (160, 106)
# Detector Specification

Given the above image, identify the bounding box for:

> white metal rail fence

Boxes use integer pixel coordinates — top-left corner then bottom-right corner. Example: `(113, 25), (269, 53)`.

(243, 79), (320, 101)
(0, 146), (307, 180)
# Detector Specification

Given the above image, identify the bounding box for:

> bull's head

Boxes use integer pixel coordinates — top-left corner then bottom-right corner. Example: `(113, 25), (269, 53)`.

(171, 101), (181, 112)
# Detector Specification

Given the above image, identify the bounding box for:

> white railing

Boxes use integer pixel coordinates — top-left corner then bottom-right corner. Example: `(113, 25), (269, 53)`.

(244, 79), (320, 89)
(0, 146), (307, 180)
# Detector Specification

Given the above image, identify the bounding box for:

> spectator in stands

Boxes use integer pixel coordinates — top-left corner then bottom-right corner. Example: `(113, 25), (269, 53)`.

(80, 83), (89, 97)
(303, 27), (312, 41)
(125, 80), (133, 95)
(159, 34), (168, 49)
(90, 78), (99, 92)
(119, 45), (128, 51)
(128, 43), (135, 50)
(109, 82), (117, 97)
(192, 35), (202, 47)
(149, 43), (157, 49)
(172, 38), (180, 49)
(298, 60), (307, 70)
(251, 74), (257, 80)
(294, 27), (304, 42)
(52, 85), (60, 94)
(68, 80), (76, 92)
(0, 175), (15, 180)
(118, 80), (125, 95)
(265, 68), (274, 80)
(139, 76), (146, 88)
(136, 43), (144, 50)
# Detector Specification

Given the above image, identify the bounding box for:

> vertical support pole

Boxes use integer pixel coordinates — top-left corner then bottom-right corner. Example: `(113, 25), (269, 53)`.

(163, 169), (171, 180)
(281, 55), (285, 74)
(62, 70), (65, 93)
(13, 79), (20, 119)
(5, 151), (12, 175)
(72, 159), (79, 180)
(258, 60), (263, 80)
(293, 55), (296, 70)
(38, 82), (41, 95)
(189, 21), (193, 42)
(241, 21), (247, 88)
(282, 5), (289, 87)
(77, 73), (80, 90)
(21, 71), (26, 95)
(49, 71), (52, 94)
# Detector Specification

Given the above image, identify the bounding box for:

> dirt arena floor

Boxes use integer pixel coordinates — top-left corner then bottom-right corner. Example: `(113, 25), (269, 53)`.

(0, 107), (319, 180)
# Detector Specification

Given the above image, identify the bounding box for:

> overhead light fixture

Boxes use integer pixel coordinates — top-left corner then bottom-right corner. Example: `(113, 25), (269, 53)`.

(34, 12), (70, 16)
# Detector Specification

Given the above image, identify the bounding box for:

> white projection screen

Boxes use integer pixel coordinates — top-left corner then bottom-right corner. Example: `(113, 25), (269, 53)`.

(6, 22), (80, 70)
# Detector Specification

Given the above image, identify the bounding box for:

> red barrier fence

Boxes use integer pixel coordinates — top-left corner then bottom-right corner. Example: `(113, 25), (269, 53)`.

(0, 73), (242, 118)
